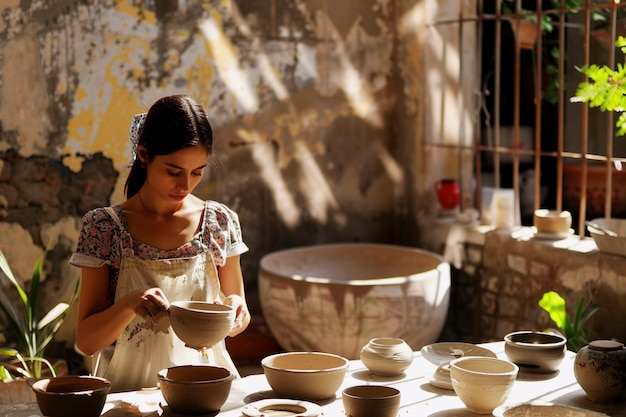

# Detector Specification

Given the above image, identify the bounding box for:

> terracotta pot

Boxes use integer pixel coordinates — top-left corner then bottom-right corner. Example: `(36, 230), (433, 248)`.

(435, 178), (460, 210)
(574, 340), (626, 403)
(511, 19), (538, 50)
(342, 385), (401, 417)
(563, 164), (626, 219)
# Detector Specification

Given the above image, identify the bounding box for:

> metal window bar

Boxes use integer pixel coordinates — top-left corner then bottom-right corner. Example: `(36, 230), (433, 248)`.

(427, 0), (626, 234)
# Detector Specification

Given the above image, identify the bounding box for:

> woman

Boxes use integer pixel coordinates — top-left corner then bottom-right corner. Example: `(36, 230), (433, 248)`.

(70, 95), (250, 392)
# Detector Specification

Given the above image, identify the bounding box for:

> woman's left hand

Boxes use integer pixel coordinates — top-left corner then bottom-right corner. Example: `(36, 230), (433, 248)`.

(222, 294), (250, 336)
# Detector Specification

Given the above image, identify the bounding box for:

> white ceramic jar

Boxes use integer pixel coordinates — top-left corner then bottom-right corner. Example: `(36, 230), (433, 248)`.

(360, 337), (414, 376)
(574, 340), (626, 403)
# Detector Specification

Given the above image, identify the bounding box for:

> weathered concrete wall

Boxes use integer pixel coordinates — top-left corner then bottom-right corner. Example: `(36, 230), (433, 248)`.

(2, 0), (471, 350)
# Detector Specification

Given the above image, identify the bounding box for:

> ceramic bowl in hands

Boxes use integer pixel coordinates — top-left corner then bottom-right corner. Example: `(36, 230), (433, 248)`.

(342, 385), (401, 417)
(168, 301), (235, 349)
(261, 351), (349, 401)
(158, 365), (234, 414)
(504, 331), (567, 373)
(449, 356), (519, 415)
(31, 375), (111, 417)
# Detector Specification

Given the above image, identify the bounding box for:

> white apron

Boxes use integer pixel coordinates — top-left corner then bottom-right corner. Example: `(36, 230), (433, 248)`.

(91, 207), (239, 392)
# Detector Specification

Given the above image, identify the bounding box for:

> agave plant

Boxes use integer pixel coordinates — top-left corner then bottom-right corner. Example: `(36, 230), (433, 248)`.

(0, 249), (78, 380)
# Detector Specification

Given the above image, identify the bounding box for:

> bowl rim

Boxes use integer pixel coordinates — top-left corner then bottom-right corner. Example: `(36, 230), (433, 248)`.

(157, 364), (234, 384)
(169, 301), (234, 314)
(261, 351), (349, 373)
(342, 384), (401, 399)
(449, 356), (519, 376)
(504, 331), (567, 347)
(32, 375), (111, 395)
(534, 209), (571, 219)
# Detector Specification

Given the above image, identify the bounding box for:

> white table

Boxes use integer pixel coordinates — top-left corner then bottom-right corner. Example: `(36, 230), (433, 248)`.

(1, 342), (624, 416)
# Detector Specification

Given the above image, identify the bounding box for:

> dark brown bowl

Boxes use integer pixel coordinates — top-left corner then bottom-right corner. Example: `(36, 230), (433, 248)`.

(31, 375), (111, 417)
(504, 331), (567, 373)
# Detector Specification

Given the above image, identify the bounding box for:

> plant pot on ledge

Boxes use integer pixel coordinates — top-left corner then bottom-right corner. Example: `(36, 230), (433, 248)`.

(563, 164), (626, 219)
(511, 19), (538, 50)
(0, 379), (36, 404)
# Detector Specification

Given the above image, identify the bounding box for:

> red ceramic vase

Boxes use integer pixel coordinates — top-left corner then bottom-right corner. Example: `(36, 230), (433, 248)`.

(435, 179), (460, 210)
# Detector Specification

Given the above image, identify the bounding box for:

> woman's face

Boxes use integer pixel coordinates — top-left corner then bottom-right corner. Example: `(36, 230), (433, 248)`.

(140, 144), (210, 204)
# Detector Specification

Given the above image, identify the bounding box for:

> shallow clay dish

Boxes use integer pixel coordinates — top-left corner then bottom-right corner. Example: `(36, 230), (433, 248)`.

(168, 301), (235, 349)
(504, 331), (567, 373)
(241, 399), (322, 417)
(31, 375), (111, 417)
(261, 351), (349, 401)
(421, 342), (497, 366)
(494, 402), (610, 417)
(158, 365), (234, 415)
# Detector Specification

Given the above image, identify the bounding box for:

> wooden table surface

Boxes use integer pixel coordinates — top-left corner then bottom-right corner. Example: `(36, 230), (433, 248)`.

(1, 341), (624, 416)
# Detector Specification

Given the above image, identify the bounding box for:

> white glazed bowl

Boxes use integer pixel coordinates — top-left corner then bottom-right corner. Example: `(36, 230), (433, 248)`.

(504, 331), (567, 373)
(168, 301), (235, 349)
(261, 351), (349, 400)
(449, 356), (519, 414)
(587, 217), (626, 257)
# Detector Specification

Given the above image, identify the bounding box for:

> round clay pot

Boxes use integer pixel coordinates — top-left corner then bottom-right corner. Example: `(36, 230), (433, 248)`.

(360, 337), (414, 376)
(504, 331), (566, 373)
(31, 376), (111, 417)
(574, 340), (626, 403)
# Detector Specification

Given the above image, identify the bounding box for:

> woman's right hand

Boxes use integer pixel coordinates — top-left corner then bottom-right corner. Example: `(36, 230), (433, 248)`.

(131, 287), (170, 322)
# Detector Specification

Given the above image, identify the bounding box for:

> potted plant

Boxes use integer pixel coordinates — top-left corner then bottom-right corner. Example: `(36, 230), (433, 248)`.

(538, 290), (601, 352)
(0, 249), (79, 402)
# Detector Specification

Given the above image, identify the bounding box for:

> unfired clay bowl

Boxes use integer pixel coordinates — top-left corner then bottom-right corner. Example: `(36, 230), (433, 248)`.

(342, 385), (401, 417)
(493, 402), (610, 417)
(31, 375), (111, 417)
(261, 351), (349, 400)
(533, 209), (572, 234)
(504, 331), (567, 373)
(158, 365), (234, 414)
(449, 356), (519, 415)
(360, 337), (414, 376)
(168, 301), (235, 349)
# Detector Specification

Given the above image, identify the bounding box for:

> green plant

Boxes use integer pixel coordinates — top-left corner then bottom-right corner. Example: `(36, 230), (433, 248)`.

(571, 36), (626, 136)
(0, 249), (78, 380)
(538, 290), (601, 352)
(501, 0), (605, 105)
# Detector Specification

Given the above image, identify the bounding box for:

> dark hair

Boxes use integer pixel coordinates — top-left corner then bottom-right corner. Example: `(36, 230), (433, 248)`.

(124, 95), (213, 198)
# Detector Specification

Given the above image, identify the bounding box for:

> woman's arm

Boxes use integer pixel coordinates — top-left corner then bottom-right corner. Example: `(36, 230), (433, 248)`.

(218, 255), (251, 337)
(75, 265), (169, 356)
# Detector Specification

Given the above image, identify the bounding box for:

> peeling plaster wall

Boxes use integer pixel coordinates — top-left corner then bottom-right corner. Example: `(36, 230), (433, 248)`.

(1, 0), (462, 348)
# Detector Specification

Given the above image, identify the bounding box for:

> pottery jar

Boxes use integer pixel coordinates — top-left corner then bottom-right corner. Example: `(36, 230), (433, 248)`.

(574, 340), (626, 403)
(360, 337), (414, 376)
(434, 179), (460, 210)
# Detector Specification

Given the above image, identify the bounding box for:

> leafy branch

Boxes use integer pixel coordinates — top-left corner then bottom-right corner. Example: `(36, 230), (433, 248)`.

(571, 36), (626, 136)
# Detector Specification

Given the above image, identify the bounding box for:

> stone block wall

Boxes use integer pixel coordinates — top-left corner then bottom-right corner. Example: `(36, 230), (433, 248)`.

(435, 226), (626, 346)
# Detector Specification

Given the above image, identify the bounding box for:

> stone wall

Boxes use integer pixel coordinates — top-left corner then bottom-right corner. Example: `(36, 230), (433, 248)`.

(433, 226), (626, 346)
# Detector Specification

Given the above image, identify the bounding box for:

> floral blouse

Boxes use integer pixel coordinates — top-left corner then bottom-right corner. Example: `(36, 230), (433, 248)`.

(69, 201), (248, 308)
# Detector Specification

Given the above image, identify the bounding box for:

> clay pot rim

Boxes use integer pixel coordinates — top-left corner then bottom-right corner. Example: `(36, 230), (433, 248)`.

(450, 356), (519, 376)
(169, 301), (234, 314)
(157, 365), (235, 384)
(504, 331), (567, 348)
(31, 376), (111, 396)
(261, 352), (349, 373)
(342, 384), (401, 400)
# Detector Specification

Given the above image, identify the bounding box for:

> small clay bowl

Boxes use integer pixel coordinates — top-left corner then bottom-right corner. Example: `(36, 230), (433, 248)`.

(449, 356), (519, 415)
(31, 375), (111, 417)
(533, 209), (572, 234)
(158, 365), (234, 414)
(261, 351), (349, 401)
(342, 385), (401, 417)
(504, 331), (567, 373)
(168, 301), (235, 349)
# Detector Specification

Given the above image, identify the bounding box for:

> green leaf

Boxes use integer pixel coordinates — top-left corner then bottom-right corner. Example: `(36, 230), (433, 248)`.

(538, 291), (567, 330)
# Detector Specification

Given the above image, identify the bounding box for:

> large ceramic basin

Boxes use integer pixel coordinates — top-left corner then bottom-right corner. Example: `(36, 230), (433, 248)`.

(258, 243), (451, 359)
